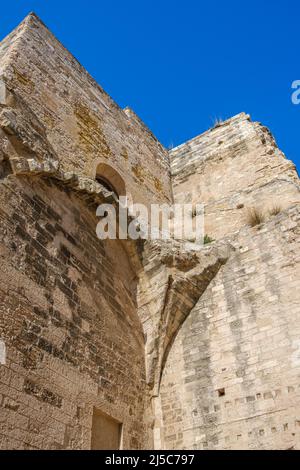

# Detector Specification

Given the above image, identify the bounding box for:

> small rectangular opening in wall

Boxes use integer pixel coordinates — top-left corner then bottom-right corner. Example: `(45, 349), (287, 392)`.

(91, 408), (122, 450)
(217, 388), (225, 397)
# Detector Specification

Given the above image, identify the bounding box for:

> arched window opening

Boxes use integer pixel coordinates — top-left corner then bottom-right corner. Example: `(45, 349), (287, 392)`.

(96, 175), (118, 197)
(95, 163), (126, 200)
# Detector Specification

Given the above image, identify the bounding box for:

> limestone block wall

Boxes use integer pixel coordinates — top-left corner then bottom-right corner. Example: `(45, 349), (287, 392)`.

(136, 238), (233, 396)
(157, 206), (300, 450)
(0, 174), (148, 450)
(0, 13), (172, 207)
(170, 113), (299, 240)
(0, 12), (299, 452)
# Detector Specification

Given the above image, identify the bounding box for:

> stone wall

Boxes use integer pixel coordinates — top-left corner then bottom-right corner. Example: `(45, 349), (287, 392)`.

(0, 13), (172, 208)
(0, 173), (148, 449)
(157, 206), (300, 450)
(0, 13), (300, 452)
(170, 113), (299, 240)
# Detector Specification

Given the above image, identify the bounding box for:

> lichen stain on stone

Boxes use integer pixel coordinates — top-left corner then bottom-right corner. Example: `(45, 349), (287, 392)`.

(154, 177), (163, 192)
(121, 146), (129, 161)
(132, 165), (163, 193)
(132, 164), (146, 182)
(74, 102), (111, 159)
(42, 112), (56, 130)
(12, 66), (35, 93)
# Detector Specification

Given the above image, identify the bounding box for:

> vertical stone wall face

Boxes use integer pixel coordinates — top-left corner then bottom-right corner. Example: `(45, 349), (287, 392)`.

(158, 207), (300, 450)
(0, 13), (300, 451)
(170, 113), (299, 240)
(0, 175), (148, 449)
(0, 14), (172, 208)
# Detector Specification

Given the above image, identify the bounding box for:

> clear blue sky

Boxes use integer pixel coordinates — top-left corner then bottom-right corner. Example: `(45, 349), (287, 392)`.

(1, 1), (299, 170)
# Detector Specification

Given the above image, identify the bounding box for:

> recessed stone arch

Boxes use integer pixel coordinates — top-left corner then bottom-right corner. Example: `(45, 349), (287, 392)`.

(94, 161), (127, 198)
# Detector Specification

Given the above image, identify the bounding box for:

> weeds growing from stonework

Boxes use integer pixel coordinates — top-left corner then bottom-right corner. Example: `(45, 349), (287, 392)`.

(204, 234), (214, 245)
(212, 117), (224, 129)
(269, 205), (282, 217)
(247, 208), (264, 227)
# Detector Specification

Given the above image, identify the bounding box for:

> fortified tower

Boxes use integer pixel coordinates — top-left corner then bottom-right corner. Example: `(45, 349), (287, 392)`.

(0, 14), (299, 450)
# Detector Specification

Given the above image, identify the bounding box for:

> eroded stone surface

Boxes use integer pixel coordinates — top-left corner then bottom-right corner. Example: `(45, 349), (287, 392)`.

(137, 239), (234, 394)
(0, 13), (299, 451)
(157, 206), (300, 450)
(170, 113), (300, 240)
